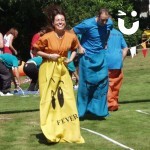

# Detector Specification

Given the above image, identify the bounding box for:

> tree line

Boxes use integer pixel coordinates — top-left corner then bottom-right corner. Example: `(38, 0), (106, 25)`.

(0, 0), (147, 60)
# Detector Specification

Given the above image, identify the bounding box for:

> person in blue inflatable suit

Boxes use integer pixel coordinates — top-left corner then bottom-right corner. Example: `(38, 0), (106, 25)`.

(72, 8), (113, 118)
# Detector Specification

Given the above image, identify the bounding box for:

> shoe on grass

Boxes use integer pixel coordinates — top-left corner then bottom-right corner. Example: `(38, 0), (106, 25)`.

(74, 85), (79, 90)
(0, 91), (4, 96)
(1, 92), (13, 96)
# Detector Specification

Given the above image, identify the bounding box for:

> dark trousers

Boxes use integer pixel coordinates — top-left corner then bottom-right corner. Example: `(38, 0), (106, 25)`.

(23, 63), (39, 91)
(0, 62), (12, 93)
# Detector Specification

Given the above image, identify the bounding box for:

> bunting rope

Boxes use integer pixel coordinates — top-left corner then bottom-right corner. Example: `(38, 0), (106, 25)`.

(129, 38), (150, 58)
(129, 38), (150, 49)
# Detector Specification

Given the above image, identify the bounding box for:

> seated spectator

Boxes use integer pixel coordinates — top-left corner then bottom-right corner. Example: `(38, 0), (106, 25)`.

(0, 53), (21, 96)
(23, 56), (43, 91)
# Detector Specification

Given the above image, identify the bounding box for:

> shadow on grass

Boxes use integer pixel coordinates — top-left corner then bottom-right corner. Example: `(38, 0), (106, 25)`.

(0, 109), (39, 114)
(36, 133), (58, 145)
(120, 99), (150, 104)
(79, 113), (106, 121)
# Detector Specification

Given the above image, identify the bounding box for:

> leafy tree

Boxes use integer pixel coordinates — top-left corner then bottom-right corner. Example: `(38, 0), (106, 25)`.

(0, 0), (145, 60)
(0, 0), (47, 60)
(59, 0), (142, 47)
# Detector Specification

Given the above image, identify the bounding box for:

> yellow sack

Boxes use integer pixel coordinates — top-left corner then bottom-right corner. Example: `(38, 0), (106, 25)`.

(39, 58), (84, 143)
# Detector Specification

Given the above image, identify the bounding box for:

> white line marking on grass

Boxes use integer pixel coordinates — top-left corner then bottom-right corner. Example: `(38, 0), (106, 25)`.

(81, 127), (134, 150)
(0, 118), (12, 120)
(136, 110), (149, 115)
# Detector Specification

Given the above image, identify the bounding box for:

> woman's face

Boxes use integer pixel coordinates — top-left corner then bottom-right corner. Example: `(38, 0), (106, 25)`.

(14, 30), (18, 39)
(53, 14), (66, 32)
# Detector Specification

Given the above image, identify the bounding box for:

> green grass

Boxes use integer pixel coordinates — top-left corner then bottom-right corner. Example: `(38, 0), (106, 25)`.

(0, 50), (150, 150)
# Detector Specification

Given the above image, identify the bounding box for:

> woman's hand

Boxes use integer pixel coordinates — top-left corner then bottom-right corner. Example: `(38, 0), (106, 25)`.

(64, 58), (72, 64)
(48, 54), (60, 60)
(14, 50), (18, 55)
(63, 58), (72, 66)
(78, 46), (85, 54)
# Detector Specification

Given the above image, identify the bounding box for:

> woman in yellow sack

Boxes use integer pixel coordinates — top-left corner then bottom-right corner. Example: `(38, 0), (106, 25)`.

(33, 5), (84, 143)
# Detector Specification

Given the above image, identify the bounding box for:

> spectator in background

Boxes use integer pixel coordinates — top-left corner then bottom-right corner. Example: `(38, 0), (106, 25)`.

(23, 56), (43, 91)
(3, 28), (18, 55)
(105, 28), (128, 111)
(0, 32), (4, 54)
(0, 53), (21, 96)
(67, 50), (79, 90)
(72, 8), (113, 118)
(30, 28), (46, 58)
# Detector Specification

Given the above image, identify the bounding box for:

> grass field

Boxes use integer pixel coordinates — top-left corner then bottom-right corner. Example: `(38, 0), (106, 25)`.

(0, 50), (150, 150)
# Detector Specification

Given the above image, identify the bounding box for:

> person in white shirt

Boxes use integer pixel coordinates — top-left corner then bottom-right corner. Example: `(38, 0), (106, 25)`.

(3, 28), (18, 55)
(0, 32), (3, 54)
